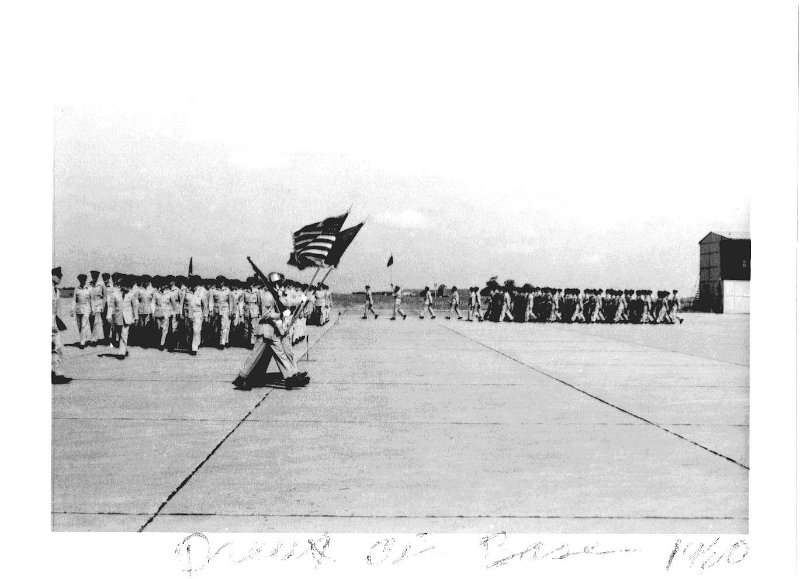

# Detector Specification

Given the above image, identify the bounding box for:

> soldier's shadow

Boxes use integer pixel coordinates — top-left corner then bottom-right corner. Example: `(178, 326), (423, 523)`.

(246, 372), (304, 390)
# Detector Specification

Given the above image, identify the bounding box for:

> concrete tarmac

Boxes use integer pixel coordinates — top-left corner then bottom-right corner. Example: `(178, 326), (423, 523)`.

(52, 311), (748, 533)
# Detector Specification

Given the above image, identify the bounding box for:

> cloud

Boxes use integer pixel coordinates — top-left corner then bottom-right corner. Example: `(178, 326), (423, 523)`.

(375, 210), (430, 230)
(228, 146), (289, 170)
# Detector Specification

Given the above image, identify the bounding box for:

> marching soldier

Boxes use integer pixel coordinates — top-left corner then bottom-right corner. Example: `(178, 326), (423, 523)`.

(133, 275), (155, 347)
(52, 267), (70, 384)
(362, 285), (378, 319)
(231, 280), (245, 345)
(445, 286), (463, 320)
(322, 284), (332, 324)
(391, 285), (407, 320)
(154, 280), (174, 350)
(71, 273), (92, 348)
(419, 286), (436, 319)
(211, 276), (234, 349)
(467, 286), (483, 322)
(313, 284), (326, 325)
(184, 276), (209, 355)
(669, 290), (684, 324)
(167, 276), (184, 351)
(232, 271), (309, 390)
(500, 283), (514, 322)
(89, 270), (105, 346)
(102, 273), (116, 345)
(244, 278), (261, 346)
(108, 274), (136, 359)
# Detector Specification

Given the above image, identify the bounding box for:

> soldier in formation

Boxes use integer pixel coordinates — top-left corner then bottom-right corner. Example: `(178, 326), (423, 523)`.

(362, 285), (378, 319)
(54, 269), (323, 380)
(470, 279), (685, 324)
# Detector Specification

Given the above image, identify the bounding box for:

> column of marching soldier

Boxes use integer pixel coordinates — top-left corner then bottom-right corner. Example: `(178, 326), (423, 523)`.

(51, 267), (334, 384)
(367, 281), (685, 324)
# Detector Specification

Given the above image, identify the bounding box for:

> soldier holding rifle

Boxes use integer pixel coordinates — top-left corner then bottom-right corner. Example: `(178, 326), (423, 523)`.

(232, 260), (309, 391)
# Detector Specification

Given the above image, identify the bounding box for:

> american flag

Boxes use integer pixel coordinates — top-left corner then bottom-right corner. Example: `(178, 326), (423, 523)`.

(324, 222), (364, 268)
(288, 212), (349, 270)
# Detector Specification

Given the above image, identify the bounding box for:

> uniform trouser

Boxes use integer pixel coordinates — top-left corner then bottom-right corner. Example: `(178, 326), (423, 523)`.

(156, 315), (176, 346)
(76, 313), (90, 345)
(217, 312), (231, 345)
(89, 311), (104, 342)
(393, 302), (405, 317)
(108, 317), (119, 346)
(670, 305), (681, 322)
(238, 334), (297, 381)
(136, 314), (152, 345)
(449, 304), (462, 317)
(245, 316), (258, 344)
(420, 303), (435, 318)
(469, 305), (483, 321)
(500, 304), (513, 321)
(101, 308), (111, 342)
(52, 330), (63, 374)
(190, 314), (203, 352)
(184, 314), (194, 348)
(115, 324), (130, 356)
(364, 302), (377, 317)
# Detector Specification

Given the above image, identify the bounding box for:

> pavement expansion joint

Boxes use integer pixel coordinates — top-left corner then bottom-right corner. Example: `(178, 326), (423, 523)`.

(136, 308), (347, 532)
(435, 321), (750, 471)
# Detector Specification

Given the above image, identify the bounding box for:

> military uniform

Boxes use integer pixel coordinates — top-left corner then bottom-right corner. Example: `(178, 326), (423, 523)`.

(363, 286), (378, 319)
(231, 285), (244, 345)
(211, 280), (234, 348)
(467, 287), (483, 321)
(133, 280), (155, 346)
(244, 284), (261, 345)
(184, 283), (208, 354)
(234, 273), (307, 390)
(154, 287), (174, 349)
(446, 287), (463, 320)
(89, 272), (105, 345)
(110, 283), (137, 357)
(419, 288), (436, 319)
(72, 276), (92, 347)
(52, 267), (67, 382)
(500, 288), (514, 322)
(391, 286), (407, 320)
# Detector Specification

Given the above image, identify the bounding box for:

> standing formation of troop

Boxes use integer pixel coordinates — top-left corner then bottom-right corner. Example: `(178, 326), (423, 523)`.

(52, 268), (335, 383)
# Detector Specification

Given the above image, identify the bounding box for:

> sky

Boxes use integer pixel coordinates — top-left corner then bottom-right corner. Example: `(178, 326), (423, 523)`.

(51, 1), (780, 294)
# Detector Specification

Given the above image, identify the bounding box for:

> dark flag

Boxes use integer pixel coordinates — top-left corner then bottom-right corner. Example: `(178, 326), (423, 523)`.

(288, 212), (349, 270)
(324, 222), (364, 267)
(387, 254), (394, 267)
(188, 257), (193, 276)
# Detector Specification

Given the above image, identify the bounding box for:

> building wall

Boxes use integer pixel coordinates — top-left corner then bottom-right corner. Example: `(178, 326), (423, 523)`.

(720, 239), (751, 281)
(722, 280), (750, 314)
(698, 234), (751, 313)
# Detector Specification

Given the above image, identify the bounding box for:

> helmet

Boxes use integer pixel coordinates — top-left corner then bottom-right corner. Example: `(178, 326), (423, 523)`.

(267, 271), (285, 284)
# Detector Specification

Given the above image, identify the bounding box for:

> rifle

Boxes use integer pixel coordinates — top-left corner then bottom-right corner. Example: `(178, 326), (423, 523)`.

(246, 256), (287, 313)
(247, 256), (294, 336)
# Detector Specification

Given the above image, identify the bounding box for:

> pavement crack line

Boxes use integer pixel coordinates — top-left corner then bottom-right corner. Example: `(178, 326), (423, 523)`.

(137, 309), (347, 532)
(436, 322), (749, 471)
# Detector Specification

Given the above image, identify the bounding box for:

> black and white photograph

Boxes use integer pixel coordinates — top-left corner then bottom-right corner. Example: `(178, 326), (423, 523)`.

(6, 0), (798, 576)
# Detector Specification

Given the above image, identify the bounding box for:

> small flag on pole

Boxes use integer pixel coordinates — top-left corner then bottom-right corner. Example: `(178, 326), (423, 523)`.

(188, 257), (193, 276)
(387, 254), (394, 267)
(325, 222), (364, 268)
(288, 212), (349, 270)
